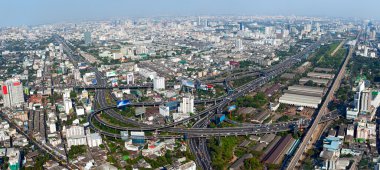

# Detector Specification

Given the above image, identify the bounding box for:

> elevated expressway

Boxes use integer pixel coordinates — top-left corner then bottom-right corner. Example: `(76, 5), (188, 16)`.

(85, 34), (332, 136)
(56, 34), (334, 169)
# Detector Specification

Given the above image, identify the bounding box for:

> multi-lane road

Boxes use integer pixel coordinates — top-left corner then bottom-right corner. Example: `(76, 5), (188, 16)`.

(55, 33), (332, 169)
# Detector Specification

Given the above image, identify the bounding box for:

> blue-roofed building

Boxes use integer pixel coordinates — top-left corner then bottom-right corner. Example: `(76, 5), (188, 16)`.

(166, 101), (179, 111)
(319, 136), (342, 170)
(323, 136), (341, 152)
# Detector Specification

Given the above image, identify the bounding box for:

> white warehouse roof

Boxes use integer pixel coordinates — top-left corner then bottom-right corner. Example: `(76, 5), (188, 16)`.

(279, 93), (322, 108)
(287, 85), (325, 96)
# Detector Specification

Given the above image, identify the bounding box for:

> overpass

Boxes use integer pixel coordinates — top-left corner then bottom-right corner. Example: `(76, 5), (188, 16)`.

(89, 105), (340, 138)
(56, 33), (332, 169)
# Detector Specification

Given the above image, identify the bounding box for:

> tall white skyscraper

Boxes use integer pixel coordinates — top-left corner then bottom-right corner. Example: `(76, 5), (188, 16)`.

(181, 94), (194, 114)
(1, 78), (24, 108)
(153, 76), (165, 91)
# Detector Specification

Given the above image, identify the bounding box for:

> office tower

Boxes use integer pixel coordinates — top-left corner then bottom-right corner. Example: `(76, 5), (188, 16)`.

(1, 78), (24, 108)
(235, 39), (243, 51)
(182, 94), (194, 114)
(239, 22), (244, 31)
(84, 31), (92, 45)
(153, 76), (165, 91)
(198, 16), (201, 26)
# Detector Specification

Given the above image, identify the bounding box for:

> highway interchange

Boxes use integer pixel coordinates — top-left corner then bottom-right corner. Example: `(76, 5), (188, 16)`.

(54, 33), (338, 169)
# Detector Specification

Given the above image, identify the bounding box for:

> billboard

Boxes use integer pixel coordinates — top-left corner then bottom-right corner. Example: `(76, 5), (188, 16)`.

(182, 79), (194, 88)
(215, 114), (226, 124)
(227, 105), (236, 112)
(229, 61), (240, 66)
(106, 71), (117, 77)
(2, 86), (8, 95)
(117, 100), (131, 108)
(111, 79), (118, 87)
(24, 87), (30, 95)
(199, 85), (208, 91)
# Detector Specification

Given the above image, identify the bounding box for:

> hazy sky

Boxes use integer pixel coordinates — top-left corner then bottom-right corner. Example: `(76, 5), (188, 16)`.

(0, 0), (379, 27)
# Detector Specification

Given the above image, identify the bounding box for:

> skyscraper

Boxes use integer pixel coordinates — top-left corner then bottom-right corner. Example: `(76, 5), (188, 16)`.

(181, 94), (194, 114)
(84, 31), (92, 45)
(1, 78), (24, 108)
(239, 22), (244, 31)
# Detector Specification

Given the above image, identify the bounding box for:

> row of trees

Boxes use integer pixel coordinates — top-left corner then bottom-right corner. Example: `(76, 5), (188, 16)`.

(309, 42), (347, 69)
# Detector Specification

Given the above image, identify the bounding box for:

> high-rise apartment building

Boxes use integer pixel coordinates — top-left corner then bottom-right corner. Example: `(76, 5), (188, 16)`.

(181, 94), (194, 114)
(1, 78), (24, 108)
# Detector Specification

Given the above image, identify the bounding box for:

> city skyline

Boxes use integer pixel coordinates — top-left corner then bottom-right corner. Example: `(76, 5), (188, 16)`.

(1, 1), (380, 169)
(1, 0), (380, 27)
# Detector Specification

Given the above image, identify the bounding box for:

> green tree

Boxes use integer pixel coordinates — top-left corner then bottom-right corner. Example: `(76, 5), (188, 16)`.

(70, 91), (77, 98)
(244, 157), (263, 170)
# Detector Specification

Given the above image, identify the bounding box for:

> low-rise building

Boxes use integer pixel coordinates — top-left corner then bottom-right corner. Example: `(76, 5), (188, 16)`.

(86, 133), (102, 148)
